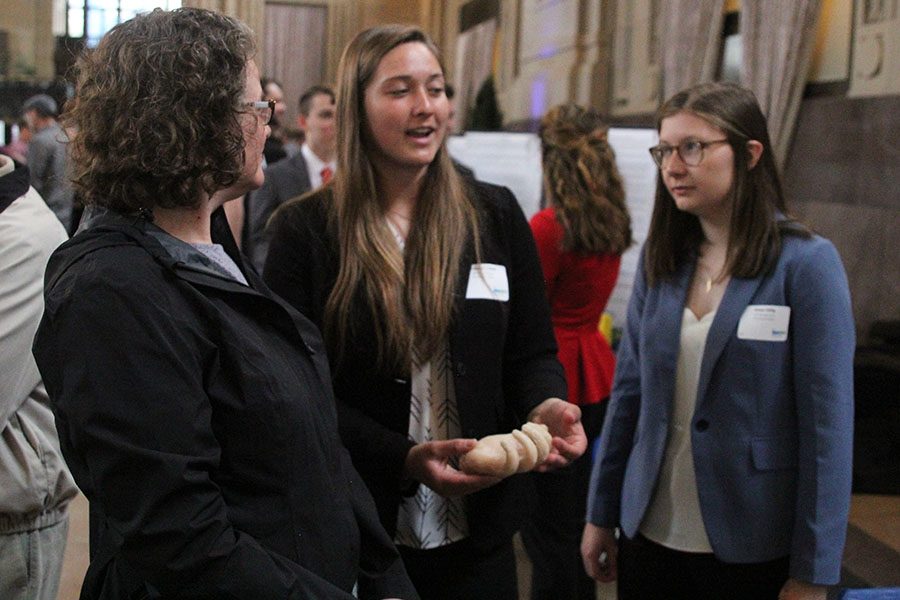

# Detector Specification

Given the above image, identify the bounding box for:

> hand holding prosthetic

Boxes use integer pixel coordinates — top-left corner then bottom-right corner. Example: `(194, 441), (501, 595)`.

(459, 422), (553, 477)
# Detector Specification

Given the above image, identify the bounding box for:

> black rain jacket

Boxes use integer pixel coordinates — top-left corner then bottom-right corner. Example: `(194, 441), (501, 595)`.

(33, 208), (418, 599)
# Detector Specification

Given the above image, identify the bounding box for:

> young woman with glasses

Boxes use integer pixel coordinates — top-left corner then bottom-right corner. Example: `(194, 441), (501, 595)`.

(32, 9), (417, 598)
(264, 24), (587, 600)
(580, 82), (854, 600)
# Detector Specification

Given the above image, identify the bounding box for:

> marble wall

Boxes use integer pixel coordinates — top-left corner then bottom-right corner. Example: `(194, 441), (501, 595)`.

(784, 94), (900, 343)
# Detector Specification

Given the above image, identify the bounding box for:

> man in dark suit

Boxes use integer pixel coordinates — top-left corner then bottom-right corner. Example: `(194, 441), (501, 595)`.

(245, 85), (336, 271)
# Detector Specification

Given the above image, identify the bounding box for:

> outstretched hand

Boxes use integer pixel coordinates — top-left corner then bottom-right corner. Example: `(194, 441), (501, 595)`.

(529, 397), (587, 471)
(403, 439), (501, 497)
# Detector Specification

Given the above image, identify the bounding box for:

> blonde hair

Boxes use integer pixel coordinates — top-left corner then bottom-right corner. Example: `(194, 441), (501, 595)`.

(326, 24), (480, 371)
(540, 104), (631, 255)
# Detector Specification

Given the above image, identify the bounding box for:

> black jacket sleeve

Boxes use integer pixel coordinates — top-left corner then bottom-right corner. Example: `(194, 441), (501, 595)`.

(265, 197), (417, 493)
(493, 185), (567, 414)
(35, 259), (359, 599)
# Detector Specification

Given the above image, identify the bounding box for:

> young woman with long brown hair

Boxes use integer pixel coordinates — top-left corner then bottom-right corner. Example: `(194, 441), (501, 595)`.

(523, 103), (631, 600)
(264, 24), (587, 600)
(581, 82), (854, 600)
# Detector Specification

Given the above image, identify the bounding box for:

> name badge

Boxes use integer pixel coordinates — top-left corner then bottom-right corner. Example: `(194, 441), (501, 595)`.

(737, 305), (790, 342)
(465, 263), (509, 302)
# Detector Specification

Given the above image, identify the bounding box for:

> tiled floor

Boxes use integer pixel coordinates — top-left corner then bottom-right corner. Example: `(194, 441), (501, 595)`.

(513, 533), (616, 600)
(56, 493), (899, 599)
(849, 495), (900, 551)
(841, 495), (900, 590)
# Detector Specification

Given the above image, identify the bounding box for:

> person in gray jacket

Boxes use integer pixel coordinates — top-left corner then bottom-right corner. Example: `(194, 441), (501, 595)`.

(0, 151), (77, 600)
(23, 94), (75, 231)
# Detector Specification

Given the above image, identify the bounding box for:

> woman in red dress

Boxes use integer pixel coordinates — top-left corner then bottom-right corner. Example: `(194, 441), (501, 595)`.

(523, 104), (632, 600)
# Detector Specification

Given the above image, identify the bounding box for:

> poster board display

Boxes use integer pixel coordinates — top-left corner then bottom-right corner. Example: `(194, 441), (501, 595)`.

(447, 132), (544, 219)
(603, 127), (659, 332)
(447, 128), (659, 333)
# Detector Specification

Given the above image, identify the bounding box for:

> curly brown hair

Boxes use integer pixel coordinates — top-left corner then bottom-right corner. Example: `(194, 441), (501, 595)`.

(540, 104), (632, 255)
(63, 8), (256, 212)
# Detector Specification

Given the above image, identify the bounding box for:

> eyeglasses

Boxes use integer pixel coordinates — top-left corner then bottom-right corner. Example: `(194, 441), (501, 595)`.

(648, 139), (730, 168)
(244, 99), (276, 125)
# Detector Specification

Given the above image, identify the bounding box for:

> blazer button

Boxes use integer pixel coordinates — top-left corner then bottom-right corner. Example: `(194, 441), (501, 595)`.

(455, 362), (467, 376)
(694, 419), (709, 432)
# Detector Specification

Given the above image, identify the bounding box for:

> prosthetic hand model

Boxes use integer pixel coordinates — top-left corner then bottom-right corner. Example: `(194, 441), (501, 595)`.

(459, 422), (553, 477)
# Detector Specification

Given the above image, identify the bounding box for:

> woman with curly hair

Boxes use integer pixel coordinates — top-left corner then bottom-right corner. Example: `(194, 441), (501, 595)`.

(264, 24), (587, 600)
(522, 104), (631, 600)
(32, 8), (417, 599)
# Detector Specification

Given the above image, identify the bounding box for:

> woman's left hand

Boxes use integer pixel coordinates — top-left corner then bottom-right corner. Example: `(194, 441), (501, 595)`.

(778, 578), (827, 600)
(528, 397), (587, 470)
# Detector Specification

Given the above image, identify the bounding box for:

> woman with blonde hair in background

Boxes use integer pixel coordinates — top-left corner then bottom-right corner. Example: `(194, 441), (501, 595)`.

(264, 24), (587, 600)
(523, 104), (631, 600)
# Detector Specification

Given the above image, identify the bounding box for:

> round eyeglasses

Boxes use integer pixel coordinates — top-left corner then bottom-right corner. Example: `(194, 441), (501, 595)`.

(244, 99), (276, 126)
(648, 139), (729, 168)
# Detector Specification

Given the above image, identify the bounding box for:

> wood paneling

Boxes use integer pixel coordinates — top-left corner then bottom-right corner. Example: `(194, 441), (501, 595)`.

(263, 3), (328, 126)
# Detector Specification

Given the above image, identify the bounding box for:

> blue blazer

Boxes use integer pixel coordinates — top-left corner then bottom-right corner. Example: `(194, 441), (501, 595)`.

(587, 233), (854, 585)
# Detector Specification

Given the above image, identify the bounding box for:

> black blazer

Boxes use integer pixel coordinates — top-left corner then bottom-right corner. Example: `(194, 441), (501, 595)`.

(264, 181), (567, 546)
(34, 209), (417, 599)
(245, 151), (313, 270)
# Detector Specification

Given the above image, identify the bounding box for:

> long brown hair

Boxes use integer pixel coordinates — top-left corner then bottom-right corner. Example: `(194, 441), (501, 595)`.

(540, 104), (631, 255)
(326, 24), (479, 371)
(644, 82), (808, 286)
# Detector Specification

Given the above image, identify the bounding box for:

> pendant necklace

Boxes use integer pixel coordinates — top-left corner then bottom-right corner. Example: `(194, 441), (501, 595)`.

(385, 212), (409, 246)
(700, 266), (718, 293)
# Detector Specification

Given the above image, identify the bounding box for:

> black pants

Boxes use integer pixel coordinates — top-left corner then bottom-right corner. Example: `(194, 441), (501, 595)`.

(618, 533), (790, 600)
(398, 537), (517, 600)
(521, 401), (608, 600)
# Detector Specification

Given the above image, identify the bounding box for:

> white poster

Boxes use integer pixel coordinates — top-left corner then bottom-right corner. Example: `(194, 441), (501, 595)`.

(447, 132), (544, 219)
(447, 128), (658, 335)
(604, 128), (658, 332)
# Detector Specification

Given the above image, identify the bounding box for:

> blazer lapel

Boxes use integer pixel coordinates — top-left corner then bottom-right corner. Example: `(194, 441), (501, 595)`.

(450, 234), (477, 339)
(654, 262), (694, 419)
(696, 274), (765, 408)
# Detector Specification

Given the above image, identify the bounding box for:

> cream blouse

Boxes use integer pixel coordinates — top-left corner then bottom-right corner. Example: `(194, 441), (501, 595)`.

(639, 308), (715, 553)
(388, 220), (470, 549)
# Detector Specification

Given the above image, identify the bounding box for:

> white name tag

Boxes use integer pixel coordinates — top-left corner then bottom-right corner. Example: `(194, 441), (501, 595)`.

(737, 305), (791, 342)
(465, 263), (509, 302)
